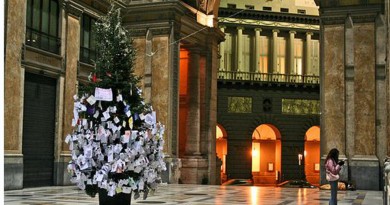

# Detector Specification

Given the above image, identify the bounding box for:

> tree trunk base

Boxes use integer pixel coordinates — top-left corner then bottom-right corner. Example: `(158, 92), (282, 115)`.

(98, 188), (131, 205)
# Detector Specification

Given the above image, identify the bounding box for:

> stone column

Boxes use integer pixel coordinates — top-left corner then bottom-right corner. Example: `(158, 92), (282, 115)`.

(255, 28), (261, 72)
(345, 15), (355, 160)
(4, 0), (27, 190)
(181, 47), (208, 184)
(219, 26), (226, 70)
(305, 32), (313, 75)
(185, 48), (201, 156)
(272, 29), (279, 73)
(205, 27), (224, 184)
(144, 29), (153, 104)
(237, 27), (244, 71)
(58, 2), (82, 186)
(349, 20), (378, 190)
(289, 31), (296, 75)
(374, 14), (387, 164)
(343, 16), (354, 183)
(321, 25), (345, 184)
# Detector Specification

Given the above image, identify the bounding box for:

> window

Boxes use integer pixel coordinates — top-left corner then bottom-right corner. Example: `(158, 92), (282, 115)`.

(298, 9), (306, 14)
(293, 39), (303, 75)
(258, 36), (269, 74)
(224, 33), (234, 71)
(80, 14), (97, 64)
(276, 37), (286, 75)
(227, 4), (236, 9)
(263, 7), (272, 11)
(242, 34), (251, 73)
(245, 5), (254, 10)
(26, 0), (60, 54)
(310, 40), (320, 76)
(281, 8), (289, 13)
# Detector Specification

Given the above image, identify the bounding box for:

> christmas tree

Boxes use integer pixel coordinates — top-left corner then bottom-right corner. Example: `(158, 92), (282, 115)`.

(66, 7), (166, 203)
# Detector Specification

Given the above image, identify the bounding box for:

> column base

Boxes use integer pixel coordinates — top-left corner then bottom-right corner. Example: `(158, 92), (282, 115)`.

(180, 157), (208, 184)
(161, 156), (182, 184)
(350, 155), (380, 190)
(54, 153), (72, 186)
(5, 153), (23, 190)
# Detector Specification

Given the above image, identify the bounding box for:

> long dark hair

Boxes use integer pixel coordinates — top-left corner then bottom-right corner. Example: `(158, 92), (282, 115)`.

(325, 148), (339, 164)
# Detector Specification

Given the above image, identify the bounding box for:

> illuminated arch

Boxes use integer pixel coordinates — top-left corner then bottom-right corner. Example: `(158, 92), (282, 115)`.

(304, 125), (320, 185)
(252, 124), (281, 140)
(251, 124), (281, 185)
(216, 124), (228, 182)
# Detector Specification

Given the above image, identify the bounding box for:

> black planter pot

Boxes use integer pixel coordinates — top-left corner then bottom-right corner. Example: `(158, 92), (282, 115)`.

(98, 188), (131, 205)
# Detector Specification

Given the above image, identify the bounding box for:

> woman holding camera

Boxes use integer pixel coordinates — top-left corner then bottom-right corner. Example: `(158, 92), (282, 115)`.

(325, 148), (345, 205)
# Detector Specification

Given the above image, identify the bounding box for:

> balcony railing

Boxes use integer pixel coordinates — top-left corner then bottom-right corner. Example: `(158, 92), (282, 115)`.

(218, 70), (320, 84)
(26, 27), (61, 54)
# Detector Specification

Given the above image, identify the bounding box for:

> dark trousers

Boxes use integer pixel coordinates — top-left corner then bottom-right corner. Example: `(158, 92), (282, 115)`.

(329, 180), (338, 205)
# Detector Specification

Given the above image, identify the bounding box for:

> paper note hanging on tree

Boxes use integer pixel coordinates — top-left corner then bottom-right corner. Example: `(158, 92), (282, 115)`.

(95, 88), (113, 101)
(86, 95), (97, 105)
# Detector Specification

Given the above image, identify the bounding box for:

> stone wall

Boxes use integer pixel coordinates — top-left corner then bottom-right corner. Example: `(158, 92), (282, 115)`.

(320, 3), (386, 190)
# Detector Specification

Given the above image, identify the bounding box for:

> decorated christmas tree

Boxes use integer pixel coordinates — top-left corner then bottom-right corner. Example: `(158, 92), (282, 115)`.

(66, 7), (166, 204)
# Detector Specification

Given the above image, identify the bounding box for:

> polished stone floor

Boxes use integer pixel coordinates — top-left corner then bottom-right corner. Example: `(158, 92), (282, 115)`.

(4, 184), (384, 205)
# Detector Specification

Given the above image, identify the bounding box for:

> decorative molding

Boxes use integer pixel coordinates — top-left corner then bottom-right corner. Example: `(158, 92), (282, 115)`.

(219, 8), (320, 25)
(345, 66), (355, 81)
(320, 4), (383, 25)
(376, 65), (386, 80)
(220, 18), (320, 31)
(64, 0), (84, 18)
(227, 97), (252, 113)
(281, 98), (320, 115)
(21, 44), (25, 61)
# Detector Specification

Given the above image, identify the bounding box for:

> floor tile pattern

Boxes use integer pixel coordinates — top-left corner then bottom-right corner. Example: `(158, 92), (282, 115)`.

(4, 184), (384, 205)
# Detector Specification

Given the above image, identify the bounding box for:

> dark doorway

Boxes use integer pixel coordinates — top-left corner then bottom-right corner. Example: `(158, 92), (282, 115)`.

(22, 72), (56, 187)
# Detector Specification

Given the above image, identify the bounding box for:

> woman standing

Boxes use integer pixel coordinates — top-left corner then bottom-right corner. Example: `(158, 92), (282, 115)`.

(325, 148), (345, 205)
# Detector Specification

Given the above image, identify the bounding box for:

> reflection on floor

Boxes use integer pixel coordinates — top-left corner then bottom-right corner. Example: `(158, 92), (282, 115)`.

(4, 184), (383, 205)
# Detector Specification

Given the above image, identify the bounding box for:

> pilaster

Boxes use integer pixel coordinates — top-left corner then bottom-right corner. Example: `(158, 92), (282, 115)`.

(219, 26), (226, 70)
(289, 31), (296, 75)
(271, 29), (279, 73)
(255, 28), (262, 73)
(185, 48), (201, 156)
(236, 27), (244, 71)
(4, 0), (27, 190)
(305, 32), (313, 75)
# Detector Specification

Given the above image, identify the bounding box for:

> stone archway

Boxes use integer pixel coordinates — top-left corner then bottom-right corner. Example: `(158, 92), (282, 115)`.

(216, 124), (227, 183)
(304, 126), (320, 185)
(251, 124), (282, 185)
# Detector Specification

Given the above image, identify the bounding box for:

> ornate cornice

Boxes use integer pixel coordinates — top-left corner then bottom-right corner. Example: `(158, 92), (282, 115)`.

(219, 17), (320, 31)
(320, 4), (383, 25)
(62, 0), (84, 18)
(219, 8), (320, 25)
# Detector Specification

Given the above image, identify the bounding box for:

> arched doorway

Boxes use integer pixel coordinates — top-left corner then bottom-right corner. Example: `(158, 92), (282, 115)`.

(304, 126), (320, 185)
(251, 124), (281, 185)
(216, 124), (227, 183)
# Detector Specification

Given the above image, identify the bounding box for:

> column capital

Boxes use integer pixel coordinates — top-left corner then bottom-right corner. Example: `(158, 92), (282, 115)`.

(188, 47), (202, 55)
(306, 32), (314, 36)
(272, 29), (280, 33)
(254, 28), (262, 32)
(219, 25), (227, 29)
(237, 26), (244, 31)
(289, 30), (297, 35)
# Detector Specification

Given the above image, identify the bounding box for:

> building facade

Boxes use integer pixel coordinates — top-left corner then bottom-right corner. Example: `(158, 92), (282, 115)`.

(4, 0), (223, 190)
(216, 0), (322, 185)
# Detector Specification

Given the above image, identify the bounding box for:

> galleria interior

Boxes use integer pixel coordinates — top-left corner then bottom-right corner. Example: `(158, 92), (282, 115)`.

(4, 0), (390, 191)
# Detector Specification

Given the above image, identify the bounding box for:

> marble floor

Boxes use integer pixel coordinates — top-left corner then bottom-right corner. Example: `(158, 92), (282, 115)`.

(4, 184), (384, 205)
